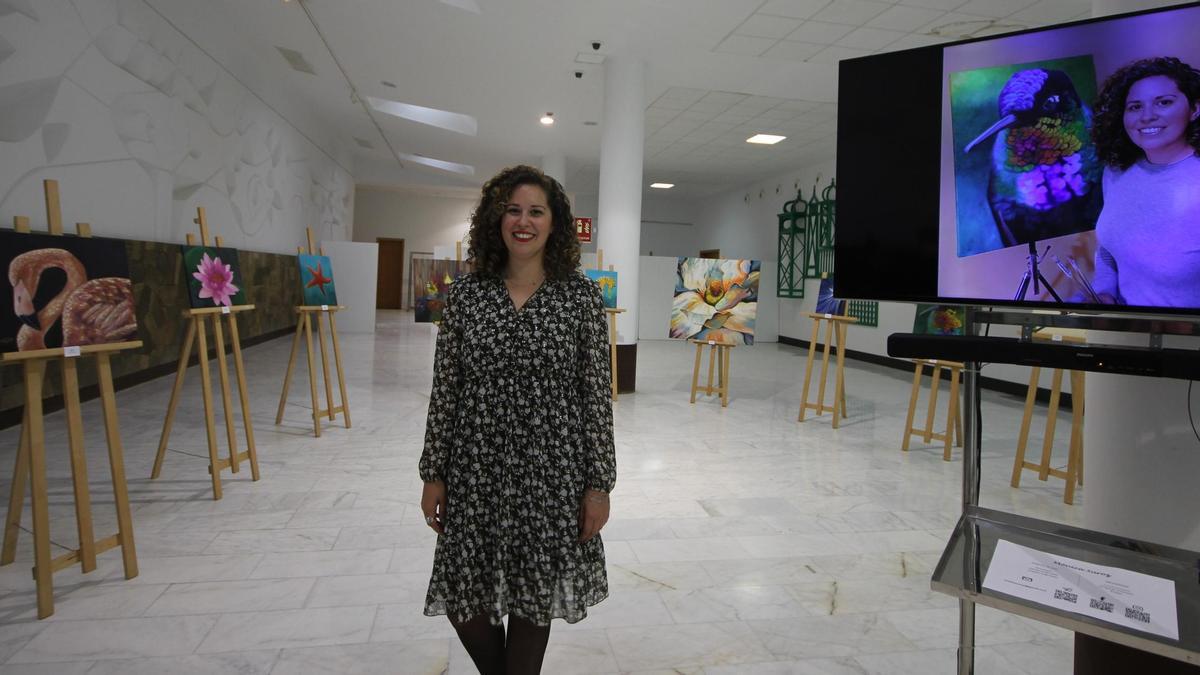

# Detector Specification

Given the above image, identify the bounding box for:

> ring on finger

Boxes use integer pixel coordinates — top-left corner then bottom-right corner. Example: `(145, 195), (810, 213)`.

(425, 515), (434, 525)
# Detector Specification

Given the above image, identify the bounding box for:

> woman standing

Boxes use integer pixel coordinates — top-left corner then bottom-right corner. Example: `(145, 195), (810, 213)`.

(419, 165), (616, 674)
(1091, 56), (1200, 306)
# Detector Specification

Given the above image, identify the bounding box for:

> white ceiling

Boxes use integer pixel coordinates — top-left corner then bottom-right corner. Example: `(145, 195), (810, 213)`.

(143, 0), (1095, 200)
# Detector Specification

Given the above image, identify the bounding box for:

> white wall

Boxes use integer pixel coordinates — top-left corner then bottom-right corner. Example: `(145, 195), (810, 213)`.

(352, 186), (475, 308)
(573, 192), (701, 257)
(0, 0), (354, 252)
(322, 240), (378, 333)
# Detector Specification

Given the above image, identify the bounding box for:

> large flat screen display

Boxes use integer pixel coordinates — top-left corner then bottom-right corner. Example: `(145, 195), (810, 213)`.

(835, 2), (1200, 315)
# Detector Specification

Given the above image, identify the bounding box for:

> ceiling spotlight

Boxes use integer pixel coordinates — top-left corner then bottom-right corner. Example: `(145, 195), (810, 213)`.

(540, 112), (555, 125)
(747, 134), (786, 145)
(650, 182), (674, 189)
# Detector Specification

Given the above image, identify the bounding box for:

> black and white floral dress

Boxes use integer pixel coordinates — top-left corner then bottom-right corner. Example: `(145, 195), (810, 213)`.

(419, 271), (616, 626)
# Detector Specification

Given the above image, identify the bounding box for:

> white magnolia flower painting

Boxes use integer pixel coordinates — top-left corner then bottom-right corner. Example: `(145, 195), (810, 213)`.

(670, 257), (760, 345)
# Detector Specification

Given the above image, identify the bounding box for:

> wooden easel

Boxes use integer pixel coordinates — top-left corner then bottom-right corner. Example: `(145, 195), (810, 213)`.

(151, 207), (260, 500)
(604, 308), (624, 400)
(591, 249), (625, 400)
(901, 359), (964, 460)
(797, 310), (858, 428)
(1011, 329), (1086, 504)
(689, 338), (734, 407)
(276, 228), (352, 437)
(1, 182), (140, 618)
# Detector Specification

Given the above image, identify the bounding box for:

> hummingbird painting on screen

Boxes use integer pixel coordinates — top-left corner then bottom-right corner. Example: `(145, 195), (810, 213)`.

(963, 68), (1102, 249)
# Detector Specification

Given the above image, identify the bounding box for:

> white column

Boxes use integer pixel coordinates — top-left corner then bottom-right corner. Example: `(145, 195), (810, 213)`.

(541, 153), (566, 190)
(1082, 0), (1200, 551)
(595, 56), (645, 345)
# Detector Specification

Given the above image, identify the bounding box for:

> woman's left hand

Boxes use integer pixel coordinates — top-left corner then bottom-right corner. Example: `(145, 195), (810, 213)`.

(579, 489), (610, 542)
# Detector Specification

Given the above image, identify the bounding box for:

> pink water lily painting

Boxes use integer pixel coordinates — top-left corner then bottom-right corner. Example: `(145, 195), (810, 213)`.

(181, 246), (248, 308)
(670, 257), (760, 345)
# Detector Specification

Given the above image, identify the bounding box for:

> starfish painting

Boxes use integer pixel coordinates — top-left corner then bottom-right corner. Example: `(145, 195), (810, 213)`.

(298, 254), (338, 306)
(306, 262), (332, 296)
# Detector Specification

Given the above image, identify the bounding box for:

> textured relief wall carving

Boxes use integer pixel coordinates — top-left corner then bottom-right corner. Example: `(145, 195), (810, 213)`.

(0, 0), (353, 251)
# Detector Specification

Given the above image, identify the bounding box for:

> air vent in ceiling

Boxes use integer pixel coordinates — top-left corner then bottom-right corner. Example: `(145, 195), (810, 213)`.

(276, 46), (316, 75)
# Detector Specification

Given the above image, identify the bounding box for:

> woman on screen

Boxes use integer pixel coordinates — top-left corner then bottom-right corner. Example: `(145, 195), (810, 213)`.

(1091, 56), (1200, 307)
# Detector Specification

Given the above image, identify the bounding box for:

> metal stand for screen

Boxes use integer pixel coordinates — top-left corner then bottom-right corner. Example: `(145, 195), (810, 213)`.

(932, 309), (1200, 674)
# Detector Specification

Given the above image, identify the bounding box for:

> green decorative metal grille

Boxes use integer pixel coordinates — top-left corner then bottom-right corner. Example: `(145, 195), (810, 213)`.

(776, 179), (879, 327)
(776, 192), (807, 298)
(847, 300), (879, 327)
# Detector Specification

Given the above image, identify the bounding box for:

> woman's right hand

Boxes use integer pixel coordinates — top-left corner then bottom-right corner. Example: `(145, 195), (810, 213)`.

(421, 480), (447, 534)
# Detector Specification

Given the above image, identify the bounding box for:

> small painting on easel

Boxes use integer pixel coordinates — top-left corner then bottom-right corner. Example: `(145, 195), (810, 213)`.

(1, 231), (139, 354)
(814, 276), (846, 316)
(913, 304), (965, 335)
(671, 257), (760, 345)
(298, 254), (337, 306)
(585, 269), (618, 309)
(181, 246), (247, 308)
(412, 259), (469, 323)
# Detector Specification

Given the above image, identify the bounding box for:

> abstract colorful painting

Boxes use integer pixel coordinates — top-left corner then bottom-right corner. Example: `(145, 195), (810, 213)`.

(2, 231), (139, 354)
(814, 276), (845, 316)
(585, 269), (618, 309)
(950, 55), (1101, 257)
(298, 254), (337, 306)
(412, 259), (470, 323)
(913, 304), (965, 336)
(182, 246), (247, 308)
(671, 257), (760, 345)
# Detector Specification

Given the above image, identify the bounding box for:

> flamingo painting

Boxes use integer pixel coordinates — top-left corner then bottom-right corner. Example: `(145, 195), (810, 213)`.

(3, 234), (138, 354)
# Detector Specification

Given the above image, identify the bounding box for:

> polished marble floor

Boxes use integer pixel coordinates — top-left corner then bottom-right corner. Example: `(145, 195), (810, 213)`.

(0, 311), (1085, 674)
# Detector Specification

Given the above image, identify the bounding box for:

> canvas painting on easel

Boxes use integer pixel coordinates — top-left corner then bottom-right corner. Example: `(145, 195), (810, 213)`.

(181, 246), (248, 308)
(670, 257), (760, 345)
(814, 276), (846, 316)
(585, 269), (618, 309)
(298, 254), (337, 306)
(412, 259), (470, 323)
(1, 231), (139, 354)
(913, 304), (965, 335)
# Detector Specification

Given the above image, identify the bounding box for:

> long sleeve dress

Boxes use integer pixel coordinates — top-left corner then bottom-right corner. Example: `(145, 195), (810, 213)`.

(419, 271), (616, 626)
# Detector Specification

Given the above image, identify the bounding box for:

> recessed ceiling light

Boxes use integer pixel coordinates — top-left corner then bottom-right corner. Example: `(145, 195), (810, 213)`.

(747, 134), (786, 145)
(398, 152), (475, 176)
(650, 183), (674, 189)
(366, 96), (477, 136)
(540, 112), (555, 125)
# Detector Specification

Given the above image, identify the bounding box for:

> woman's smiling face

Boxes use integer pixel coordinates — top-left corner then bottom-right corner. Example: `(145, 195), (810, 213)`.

(1123, 74), (1200, 164)
(500, 183), (552, 262)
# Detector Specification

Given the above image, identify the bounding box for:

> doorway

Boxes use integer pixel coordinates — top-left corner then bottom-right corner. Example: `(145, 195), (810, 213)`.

(376, 238), (405, 309)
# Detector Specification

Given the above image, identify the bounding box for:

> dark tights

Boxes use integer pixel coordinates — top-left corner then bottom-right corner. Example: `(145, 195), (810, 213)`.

(450, 614), (551, 675)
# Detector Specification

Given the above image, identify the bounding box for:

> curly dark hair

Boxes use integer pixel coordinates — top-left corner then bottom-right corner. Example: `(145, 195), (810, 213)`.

(466, 165), (580, 280)
(1092, 56), (1200, 169)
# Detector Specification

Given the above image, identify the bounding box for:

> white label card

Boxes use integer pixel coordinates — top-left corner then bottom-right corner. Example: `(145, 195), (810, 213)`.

(983, 539), (1179, 640)
(824, 313), (832, 319)
(221, 305), (231, 315)
(63, 346), (81, 358)
(321, 305), (329, 311)
(1052, 334), (1063, 342)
